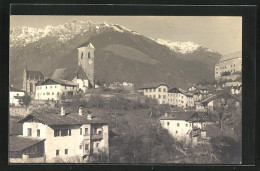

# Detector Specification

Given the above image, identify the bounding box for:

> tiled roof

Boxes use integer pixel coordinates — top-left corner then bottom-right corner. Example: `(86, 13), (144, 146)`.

(51, 68), (76, 81)
(160, 112), (208, 122)
(168, 88), (193, 97)
(201, 93), (221, 104)
(139, 82), (168, 89)
(218, 51), (242, 62)
(9, 135), (45, 152)
(78, 43), (95, 49)
(26, 71), (44, 80)
(39, 78), (77, 87)
(18, 112), (107, 126)
(10, 87), (25, 92)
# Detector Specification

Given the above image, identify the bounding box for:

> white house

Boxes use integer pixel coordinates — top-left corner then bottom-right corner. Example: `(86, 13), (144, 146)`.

(139, 83), (169, 104)
(231, 85), (242, 95)
(168, 88), (194, 108)
(160, 112), (208, 145)
(10, 87), (26, 106)
(35, 78), (77, 101)
(15, 107), (109, 163)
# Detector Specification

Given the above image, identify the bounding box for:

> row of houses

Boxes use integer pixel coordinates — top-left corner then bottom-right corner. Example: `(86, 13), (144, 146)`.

(138, 82), (241, 112)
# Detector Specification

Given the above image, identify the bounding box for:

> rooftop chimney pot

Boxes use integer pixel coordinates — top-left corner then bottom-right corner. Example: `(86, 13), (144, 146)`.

(87, 114), (92, 120)
(61, 107), (65, 116)
(78, 106), (83, 115)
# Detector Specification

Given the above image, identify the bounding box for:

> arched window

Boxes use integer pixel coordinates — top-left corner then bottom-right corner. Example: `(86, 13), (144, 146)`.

(88, 52), (90, 59)
(81, 52), (83, 59)
(30, 83), (33, 92)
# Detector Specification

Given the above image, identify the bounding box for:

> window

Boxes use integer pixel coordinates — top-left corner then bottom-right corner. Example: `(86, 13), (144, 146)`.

(43, 93), (45, 95)
(46, 86), (47, 89)
(153, 89), (156, 92)
(54, 130), (60, 137)
(79, 145), (82, 149)
(85, 128), (89, 135)
(57, 92), (59, 95)
(177, 123), (180, 127)
(27, 128), (32, 136)
(55, 86), (57, 88)
(176, 131), (178, 134)
(88, 52), (90, 58)
(163, 95), (166, 99)
(167, 122), (170, 126)
(158, 95), (161, 99)
(52, 92), (54, 95)
(56, 150), (59, 156)
(190, 123), (192, 127)
(153, 95), (155, 98)
(96, 143), (99, 148)
(185, 124), (188, 127)
(47, 92), (50, 95)
(80, 128), (82, 135)
(61, 129), (70, 136)
(85, 144), (89, 151)
(81, 52), (83, 59)
(65, 86), (67, 89)
(158, 88), (161, 92)
(149, 89), (151, 92)
(65, 149), (68, 155)
(50, 86), (52, 89)
(37, 129), (40, 137)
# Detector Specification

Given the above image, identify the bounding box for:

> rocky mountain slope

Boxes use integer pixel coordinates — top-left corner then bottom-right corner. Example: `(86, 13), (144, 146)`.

(10, 19), (222, 89)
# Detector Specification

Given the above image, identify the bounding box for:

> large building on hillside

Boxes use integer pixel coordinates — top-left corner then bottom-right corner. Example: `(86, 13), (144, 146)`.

(51, 43), (95, 92)
(215, 51), (242, 80)
(35, 78), (77, 101)
(139, 83), (169, 104)
(10, 107), (109, 163)
(168, 88), (194, 108)
(23, 65), (44, 96)
(160, 112), (208, 145)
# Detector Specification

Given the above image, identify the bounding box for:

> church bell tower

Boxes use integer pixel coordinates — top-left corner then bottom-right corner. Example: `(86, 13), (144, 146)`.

(77, 43), (95, 87)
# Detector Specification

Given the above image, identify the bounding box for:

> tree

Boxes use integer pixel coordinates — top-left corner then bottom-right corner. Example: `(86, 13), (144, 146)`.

(212, 91), (239, 134)
(22, 94), (31, 109)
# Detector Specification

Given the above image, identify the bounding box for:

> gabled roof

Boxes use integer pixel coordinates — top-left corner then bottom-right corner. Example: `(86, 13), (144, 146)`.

(10, 87), (25, 92)
(26, 70), (44, 80)
(139, 83), (168, 90)
(18, 112), (107, 126)
(218, 51), (242, 62)
(160, 112), (208, 122)
(51, 68), (76, 81)
(168, 88), (193, 97)
(38, 78), (77, 87)
(168, 87), (181, 93)
(9, 135), (45, 152)
(201, 93), (221, 104)
(78, 43), (95, 49)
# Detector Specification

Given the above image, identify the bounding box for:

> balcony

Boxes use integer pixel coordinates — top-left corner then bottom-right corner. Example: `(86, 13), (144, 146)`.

(91, 134), (103, 140)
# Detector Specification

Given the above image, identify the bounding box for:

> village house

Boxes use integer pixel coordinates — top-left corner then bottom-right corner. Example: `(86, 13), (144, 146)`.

(35, 78), (77, 101)
(139, 83), (169, 104)
(215, 51), (242, 80)
(160, 112), (208, 145)
(11, 107), (109, 163)
(9, 87), (26, 106)
(167, 88), (194, 108)
(231, 85), (242, 95)
(194, 101), (206, 112)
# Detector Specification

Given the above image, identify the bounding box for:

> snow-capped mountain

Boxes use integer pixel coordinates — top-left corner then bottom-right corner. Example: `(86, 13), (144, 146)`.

(10, 19), (222, 89)
(154, 38), (214, 54)
(10, 19), (139, 47)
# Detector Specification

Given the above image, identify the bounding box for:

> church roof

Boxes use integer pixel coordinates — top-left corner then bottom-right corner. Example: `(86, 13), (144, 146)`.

(39, 78), (77, 87)
(51, 66), (88, 81)
(26, 70), (44, 80)
(78, 43), (95, 49)
(75, 66), (88, 80)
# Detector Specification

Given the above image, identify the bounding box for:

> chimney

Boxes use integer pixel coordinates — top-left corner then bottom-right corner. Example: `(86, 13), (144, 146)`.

(78, 106), (83, 115)
(87, 114), (92, 120)
(61, 107), (65, 116)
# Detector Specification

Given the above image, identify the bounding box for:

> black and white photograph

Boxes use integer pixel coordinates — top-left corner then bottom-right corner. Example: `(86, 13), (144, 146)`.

(9, 15), (243, 164)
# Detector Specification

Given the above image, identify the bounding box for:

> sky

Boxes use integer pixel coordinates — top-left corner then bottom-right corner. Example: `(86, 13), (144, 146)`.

(10, 16), (242, 55)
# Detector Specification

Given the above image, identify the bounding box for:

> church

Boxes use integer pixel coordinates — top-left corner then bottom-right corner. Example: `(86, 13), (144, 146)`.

(51, 43), (95, 92)
(34, 43), (95, 101)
